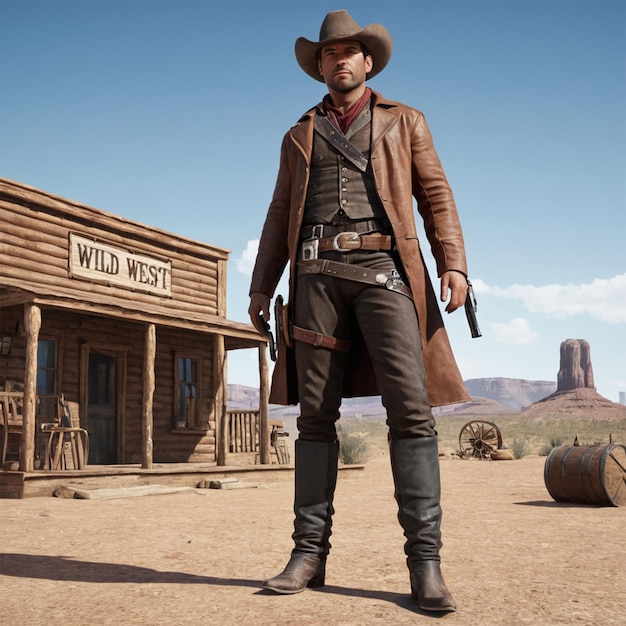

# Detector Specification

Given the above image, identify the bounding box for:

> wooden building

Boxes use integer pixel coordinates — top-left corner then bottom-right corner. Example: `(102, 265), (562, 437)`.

(0, 177), (272, 481)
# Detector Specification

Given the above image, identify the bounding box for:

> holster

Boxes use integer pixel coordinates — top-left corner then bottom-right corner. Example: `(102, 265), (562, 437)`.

(274, 295), (293, 349)
(274, 294), (351, 353)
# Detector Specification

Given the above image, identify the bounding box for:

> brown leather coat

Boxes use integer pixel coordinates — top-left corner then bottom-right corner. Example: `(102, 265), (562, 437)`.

(250, 91), (470, 407)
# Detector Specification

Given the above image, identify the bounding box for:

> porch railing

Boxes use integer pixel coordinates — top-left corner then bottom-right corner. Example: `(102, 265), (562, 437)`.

(226, 410), (260, 454)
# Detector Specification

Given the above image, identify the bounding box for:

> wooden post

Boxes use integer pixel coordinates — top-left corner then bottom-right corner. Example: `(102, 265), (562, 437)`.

(215, 259), (228, 466)
(215, 334), (226, 466)
(258, 341), (270, 465)
(21, 303), (41, 472)
(141, 323), (156, 469)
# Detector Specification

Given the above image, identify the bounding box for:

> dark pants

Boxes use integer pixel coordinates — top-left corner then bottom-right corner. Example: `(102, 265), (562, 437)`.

(294, 251), (435, 442)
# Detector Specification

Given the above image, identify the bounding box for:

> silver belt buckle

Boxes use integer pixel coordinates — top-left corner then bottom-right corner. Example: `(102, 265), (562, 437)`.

(333, 232), (361, 252)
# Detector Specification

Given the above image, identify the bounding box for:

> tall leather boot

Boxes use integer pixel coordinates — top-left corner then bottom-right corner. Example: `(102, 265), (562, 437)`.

(262, 438), (339, 594)
(390, 436), (456, 612)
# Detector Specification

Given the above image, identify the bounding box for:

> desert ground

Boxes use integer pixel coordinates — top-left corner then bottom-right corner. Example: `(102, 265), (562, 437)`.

(1, 445), (624, 626)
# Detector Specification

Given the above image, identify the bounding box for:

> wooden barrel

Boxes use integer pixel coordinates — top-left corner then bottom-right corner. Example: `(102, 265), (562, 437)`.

(544, 443), (626, 506)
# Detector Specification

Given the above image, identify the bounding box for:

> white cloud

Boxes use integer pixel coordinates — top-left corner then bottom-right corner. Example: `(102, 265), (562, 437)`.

(474, 273), (626, 324)
(235, 239), (259, 277)
(490, 317), (540, 344)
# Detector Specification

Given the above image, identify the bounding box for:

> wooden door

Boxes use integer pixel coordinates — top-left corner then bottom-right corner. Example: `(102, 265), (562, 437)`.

(87, 352), (118, 464)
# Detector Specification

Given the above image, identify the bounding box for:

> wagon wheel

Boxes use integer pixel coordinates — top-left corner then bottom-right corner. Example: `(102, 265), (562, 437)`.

(458, 420), (503, 459)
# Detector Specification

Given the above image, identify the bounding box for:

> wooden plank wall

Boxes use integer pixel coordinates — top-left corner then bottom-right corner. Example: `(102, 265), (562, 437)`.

(0, 307), (219, 465)
(0, 306), (25, 384)
(0, 179), (228, 320)
(152, 326), (217, 463)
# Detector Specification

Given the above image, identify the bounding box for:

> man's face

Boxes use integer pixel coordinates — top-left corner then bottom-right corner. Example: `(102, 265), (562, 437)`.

(317, 40), (373, 94)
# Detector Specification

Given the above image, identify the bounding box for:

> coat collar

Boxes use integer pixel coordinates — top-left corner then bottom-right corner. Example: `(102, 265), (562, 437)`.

(288, 90), (401, 158)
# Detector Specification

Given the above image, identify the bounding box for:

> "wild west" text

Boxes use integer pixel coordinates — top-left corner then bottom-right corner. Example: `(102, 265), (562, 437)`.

(69, 233), (172, 296)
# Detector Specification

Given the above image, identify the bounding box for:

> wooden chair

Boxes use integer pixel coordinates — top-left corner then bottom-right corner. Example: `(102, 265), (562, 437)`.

(42, 395), (89, 470)
(0, 389), (24, 468)
(269, 420), (290, 465)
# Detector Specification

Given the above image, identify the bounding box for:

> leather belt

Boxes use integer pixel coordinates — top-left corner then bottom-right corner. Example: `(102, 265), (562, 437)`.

(300, 219), (387, 240)
(316, 232), (393, 253)
(297, 259), (413, 300)
(292, 325), (351, 352)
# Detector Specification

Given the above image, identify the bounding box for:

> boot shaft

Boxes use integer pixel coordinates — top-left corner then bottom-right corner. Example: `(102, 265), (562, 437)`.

(294, 439), (339, 509)
(390, 436), (443, 563)
(292, 439), (339, 556)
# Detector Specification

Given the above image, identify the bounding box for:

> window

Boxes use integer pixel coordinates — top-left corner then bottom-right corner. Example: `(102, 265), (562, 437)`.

(37, 339), (58, 421)
(176, 356), (198, 429)
(37, 339), (56, 395)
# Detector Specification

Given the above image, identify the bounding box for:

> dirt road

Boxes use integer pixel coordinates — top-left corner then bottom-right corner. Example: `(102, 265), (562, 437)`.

(1, 453), (623, 625)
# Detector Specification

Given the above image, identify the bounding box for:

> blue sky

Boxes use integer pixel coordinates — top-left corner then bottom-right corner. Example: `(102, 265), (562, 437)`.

(1, 0), (625, 402)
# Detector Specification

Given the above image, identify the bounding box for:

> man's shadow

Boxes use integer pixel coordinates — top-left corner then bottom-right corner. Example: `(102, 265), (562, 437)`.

(0, 552), (255, 586)
(0, 553), (447, 617)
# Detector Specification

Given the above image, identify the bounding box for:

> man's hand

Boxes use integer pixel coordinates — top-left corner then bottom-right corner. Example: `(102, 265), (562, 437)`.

(249, 292), (271, 335)
(440, 271), (468, 314)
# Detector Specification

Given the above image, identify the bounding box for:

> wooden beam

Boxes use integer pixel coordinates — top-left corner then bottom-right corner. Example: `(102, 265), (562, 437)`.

(0, 284), (262, 347)
(21, 303), (41, 472)
(215, 334), (226, 466)
(258, 343), (270, 465)
(141, 323), (156, 469)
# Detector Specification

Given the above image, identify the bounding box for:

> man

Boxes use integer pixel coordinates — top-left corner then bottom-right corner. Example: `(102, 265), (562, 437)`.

(248, 10), (470, 612)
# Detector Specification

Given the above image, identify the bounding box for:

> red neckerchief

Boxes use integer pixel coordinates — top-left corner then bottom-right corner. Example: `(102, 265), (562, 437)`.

(323, 87), (372, 134)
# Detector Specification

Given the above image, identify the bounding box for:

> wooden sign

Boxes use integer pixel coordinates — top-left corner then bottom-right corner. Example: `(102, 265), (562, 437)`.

(69, 233), (172, 296)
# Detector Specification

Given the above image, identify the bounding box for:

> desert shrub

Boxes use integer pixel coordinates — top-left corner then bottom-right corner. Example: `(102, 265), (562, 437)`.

(338, 429), (370, 465)
(538, 433), (566, 456)
(538, 442), (553, 456)
(549, 434), (565, 448)
(511, 437), (530, 459)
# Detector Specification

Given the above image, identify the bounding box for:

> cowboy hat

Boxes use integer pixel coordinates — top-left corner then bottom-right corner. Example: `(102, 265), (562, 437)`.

(295, 10), (392, 82)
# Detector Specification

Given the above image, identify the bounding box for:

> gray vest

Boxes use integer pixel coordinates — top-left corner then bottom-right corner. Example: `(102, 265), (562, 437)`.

(303, 105), (387, 226)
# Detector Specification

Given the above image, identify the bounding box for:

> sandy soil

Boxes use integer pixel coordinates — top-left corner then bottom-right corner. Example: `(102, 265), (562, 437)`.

(1, 452), (624, 626)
